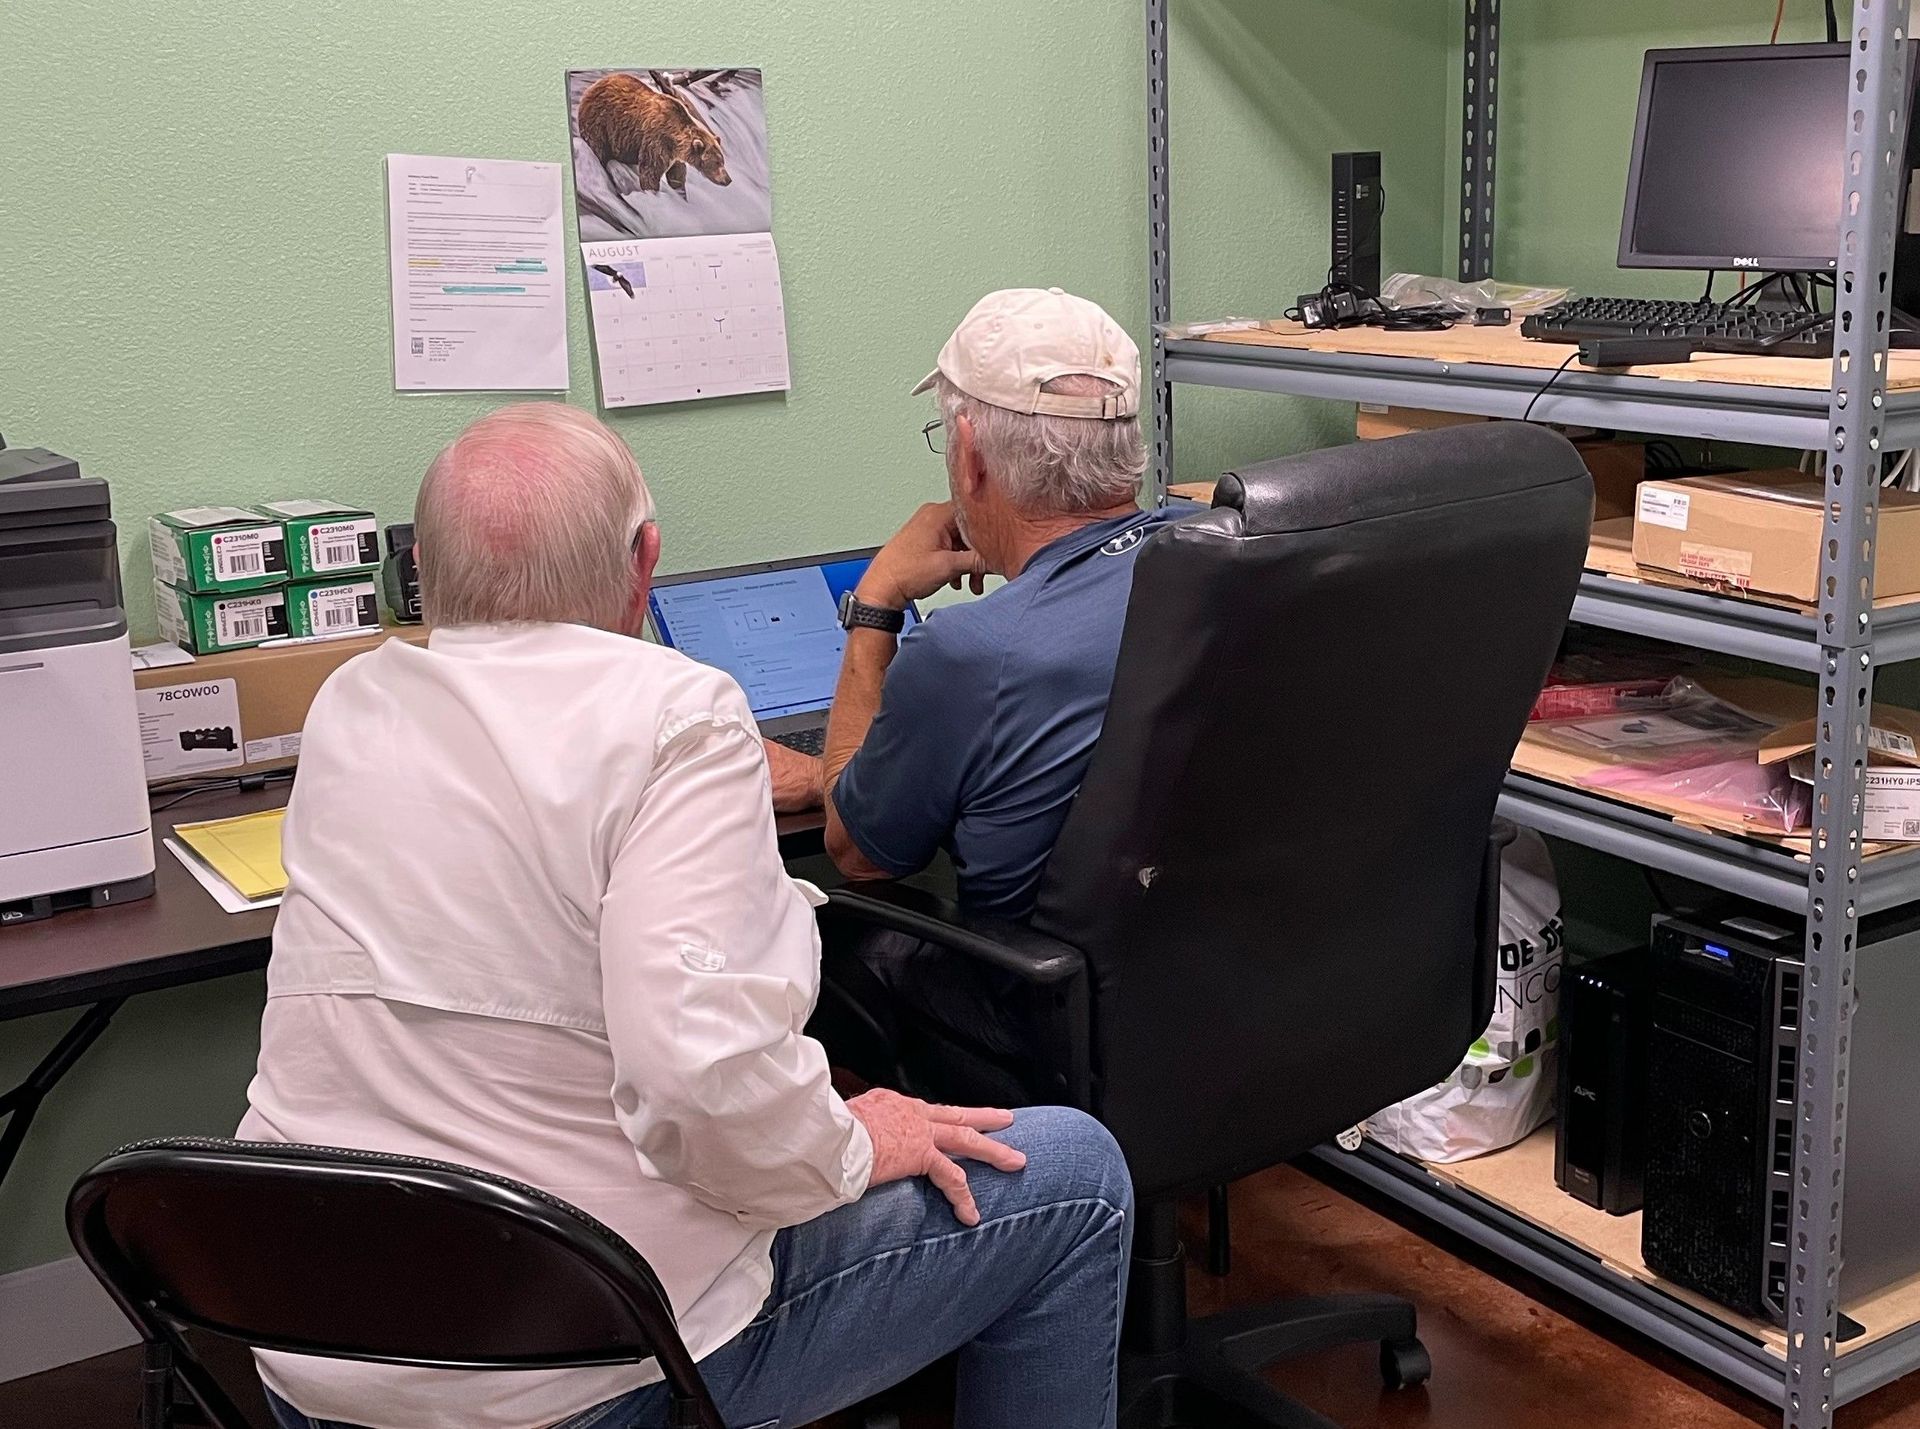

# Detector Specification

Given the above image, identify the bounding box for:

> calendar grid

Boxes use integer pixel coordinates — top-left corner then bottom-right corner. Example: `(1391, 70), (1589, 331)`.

(581, 232), (792, 408)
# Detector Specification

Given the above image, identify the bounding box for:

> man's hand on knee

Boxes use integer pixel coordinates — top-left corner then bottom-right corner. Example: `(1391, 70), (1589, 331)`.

(847, 1088), (1026, 1226)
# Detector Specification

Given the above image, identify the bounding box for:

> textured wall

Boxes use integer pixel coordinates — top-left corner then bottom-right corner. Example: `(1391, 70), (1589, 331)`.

(1493, 0), (1838, 300)
(0, 0), (1449, 1277)
(2, 0), (1449, 641)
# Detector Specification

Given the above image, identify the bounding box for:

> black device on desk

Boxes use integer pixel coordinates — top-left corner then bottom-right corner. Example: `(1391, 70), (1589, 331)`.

(1522, 42), (1920, 360)
(382, 521), (422, 623)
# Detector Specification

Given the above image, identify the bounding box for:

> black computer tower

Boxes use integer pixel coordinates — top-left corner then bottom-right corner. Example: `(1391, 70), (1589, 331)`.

(1331, 151), (1382, 297)
(1641, 910), (1920, 1327)
(1555, 949), (1648, 1216)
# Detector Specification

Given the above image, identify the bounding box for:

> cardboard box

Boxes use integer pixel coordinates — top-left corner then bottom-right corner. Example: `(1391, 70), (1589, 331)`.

(1355, 405), (1490, 441)
(1579, 440), (1646, 523)
(1355, 406), (1642, 518)
(134, 625), (429, 779)
(1632, 471), (1920, 605)
(1761, 710), (1920, 841)
(286, 576), (383, 639)
(255, 499), (381, 580)
(148, 507), (289, 593)
(154, 580), (290, 654)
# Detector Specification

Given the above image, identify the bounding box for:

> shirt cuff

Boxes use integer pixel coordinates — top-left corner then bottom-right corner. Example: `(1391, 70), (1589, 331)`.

(841, 1107), (876, 1201)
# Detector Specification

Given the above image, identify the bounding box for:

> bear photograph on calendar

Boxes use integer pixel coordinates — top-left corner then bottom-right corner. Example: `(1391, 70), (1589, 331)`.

(566, 67), (772, 242)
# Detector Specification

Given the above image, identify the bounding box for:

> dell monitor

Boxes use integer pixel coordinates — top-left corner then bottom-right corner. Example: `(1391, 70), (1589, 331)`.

(1620, 42), (1918, 275)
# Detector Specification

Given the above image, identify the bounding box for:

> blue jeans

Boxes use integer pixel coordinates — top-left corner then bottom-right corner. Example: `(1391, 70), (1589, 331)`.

(266, 1106), (1132, 1429)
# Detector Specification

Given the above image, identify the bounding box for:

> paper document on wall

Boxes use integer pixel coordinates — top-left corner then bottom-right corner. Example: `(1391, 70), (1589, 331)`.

(172, 808), (289, 902)
(565, 68), (790, 408)
(386, 154), (569, 392)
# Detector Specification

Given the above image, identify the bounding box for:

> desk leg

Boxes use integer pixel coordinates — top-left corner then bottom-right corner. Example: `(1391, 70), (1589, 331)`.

(0, 997), (126, 1189)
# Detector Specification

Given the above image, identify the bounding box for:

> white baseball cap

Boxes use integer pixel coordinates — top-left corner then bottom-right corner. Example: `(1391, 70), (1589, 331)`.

(910, 287), (1140, 419)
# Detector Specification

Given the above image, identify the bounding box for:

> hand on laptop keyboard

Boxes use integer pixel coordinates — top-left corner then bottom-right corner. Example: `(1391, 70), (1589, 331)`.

(771, 727), (826, 757)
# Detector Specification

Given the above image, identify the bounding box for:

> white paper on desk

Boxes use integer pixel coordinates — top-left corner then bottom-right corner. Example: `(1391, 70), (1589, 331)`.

(131, 641), (195, 670)
(386, 154), (569, 392)
(165, 839), (284, 915)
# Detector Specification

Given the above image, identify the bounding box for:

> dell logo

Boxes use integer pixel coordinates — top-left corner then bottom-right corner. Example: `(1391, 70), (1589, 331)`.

(1732, 256), (1761, 268)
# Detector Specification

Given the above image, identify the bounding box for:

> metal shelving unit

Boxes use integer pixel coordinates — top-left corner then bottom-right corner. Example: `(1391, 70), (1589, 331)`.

(1144, 3), (1915, 1426)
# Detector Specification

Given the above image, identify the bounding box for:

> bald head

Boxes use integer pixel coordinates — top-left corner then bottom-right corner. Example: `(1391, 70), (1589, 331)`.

(415, 403), (655, 631)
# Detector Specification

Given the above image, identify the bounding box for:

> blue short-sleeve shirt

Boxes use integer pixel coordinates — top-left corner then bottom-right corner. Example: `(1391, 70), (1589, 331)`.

(831, 505), (1184, 920)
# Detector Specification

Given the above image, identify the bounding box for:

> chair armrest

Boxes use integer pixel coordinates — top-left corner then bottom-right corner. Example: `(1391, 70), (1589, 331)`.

(819, 883), (1087, 988)
(818, 883), (1093, 1109)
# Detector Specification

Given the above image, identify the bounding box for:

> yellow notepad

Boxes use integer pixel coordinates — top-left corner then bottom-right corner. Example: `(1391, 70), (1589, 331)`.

(173, 809), (289, 901)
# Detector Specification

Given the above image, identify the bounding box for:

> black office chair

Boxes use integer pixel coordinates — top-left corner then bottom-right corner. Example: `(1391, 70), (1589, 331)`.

(67, 1137), (727, 1429)
(816, 421), (1592, 1428)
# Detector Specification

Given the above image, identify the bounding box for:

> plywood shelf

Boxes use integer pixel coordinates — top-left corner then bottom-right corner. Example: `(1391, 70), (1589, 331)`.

(1409, 1126), (1920, 1361)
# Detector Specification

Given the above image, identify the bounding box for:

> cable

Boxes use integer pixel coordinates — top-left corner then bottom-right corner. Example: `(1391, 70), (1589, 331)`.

(1826, 0), (1840, 43)
(1641, 865), (1682, 915)
(1700, 270), (1718, 303)
(1523, 352), (1580, 424)
(149, 769), (293, 814)
(1646, 440), (1687, 471)
(1771, 0), (1786, 42)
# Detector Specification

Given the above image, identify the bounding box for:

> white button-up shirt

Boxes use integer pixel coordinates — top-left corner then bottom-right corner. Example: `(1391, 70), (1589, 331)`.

(237, 622), (873, 1429)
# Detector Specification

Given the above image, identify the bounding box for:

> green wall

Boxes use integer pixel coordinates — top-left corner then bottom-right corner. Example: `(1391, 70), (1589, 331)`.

(0, 1), (1450, 1278)
(1494, 0), (1838, 299)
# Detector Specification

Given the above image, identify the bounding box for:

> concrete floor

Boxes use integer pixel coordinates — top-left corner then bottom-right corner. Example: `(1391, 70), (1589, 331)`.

(9, 1160), (1920, 1428)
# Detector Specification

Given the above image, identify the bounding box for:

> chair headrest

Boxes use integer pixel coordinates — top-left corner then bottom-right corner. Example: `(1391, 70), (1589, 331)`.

(1212, 421), (1589, 535)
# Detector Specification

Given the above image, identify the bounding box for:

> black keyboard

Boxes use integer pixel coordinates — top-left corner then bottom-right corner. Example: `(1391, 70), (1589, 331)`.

(770, 726), (826, 756)
(1521, 296), (1832, 357)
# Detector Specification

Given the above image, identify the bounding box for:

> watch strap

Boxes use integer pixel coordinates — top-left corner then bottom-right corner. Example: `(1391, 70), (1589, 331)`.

(838, 590), (906, 634)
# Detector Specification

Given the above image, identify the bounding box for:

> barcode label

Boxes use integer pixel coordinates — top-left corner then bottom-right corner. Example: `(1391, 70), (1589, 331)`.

(1904, 819), (1920, 838)
(211, 530), (268, 581)
(410, 337), (425, 356)
(221, 612), (266, 642)
(307, 518), (376, 571)
(307, 587), (370, 634)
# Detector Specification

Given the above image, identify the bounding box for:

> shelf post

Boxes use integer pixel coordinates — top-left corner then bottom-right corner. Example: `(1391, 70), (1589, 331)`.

(1146, 0), (1172, 505)
(1791, 4), (1911, 1427)
(1458, 0), (1500, 281)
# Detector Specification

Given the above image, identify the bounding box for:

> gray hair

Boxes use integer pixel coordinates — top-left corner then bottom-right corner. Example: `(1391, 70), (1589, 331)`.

(935, 373), (1146, 515)
(415, 402), (655, 630)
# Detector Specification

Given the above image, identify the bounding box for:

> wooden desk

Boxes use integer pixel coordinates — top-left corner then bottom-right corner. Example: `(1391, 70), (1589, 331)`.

(0, 784), (828, 1192)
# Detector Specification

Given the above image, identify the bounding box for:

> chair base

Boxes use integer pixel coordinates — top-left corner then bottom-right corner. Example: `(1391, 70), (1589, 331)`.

(1119, 1293), (1428, 1429)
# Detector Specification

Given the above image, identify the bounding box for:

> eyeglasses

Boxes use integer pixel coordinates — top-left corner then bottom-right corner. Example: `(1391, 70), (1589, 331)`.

(921, 419), (945, 456)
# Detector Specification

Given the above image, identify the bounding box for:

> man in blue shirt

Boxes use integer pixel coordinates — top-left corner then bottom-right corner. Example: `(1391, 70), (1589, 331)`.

(765, 287), (1180, 1063)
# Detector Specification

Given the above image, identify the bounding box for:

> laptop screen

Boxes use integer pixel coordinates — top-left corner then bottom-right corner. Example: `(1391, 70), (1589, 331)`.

(648, 554), (920, 721)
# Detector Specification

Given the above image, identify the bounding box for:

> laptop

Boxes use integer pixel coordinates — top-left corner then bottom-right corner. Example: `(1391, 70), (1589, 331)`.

(647, 548), (922, 756)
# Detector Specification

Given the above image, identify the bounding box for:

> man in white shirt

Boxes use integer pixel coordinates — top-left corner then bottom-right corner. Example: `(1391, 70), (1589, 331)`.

(239, 403), (1133, 1429)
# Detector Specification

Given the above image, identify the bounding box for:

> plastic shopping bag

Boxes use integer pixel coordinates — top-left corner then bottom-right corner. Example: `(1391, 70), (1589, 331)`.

(1365, 828), (1563, 1163)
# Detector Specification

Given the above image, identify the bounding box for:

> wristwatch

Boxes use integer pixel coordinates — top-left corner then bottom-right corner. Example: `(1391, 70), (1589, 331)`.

(837, 590), (906, 634)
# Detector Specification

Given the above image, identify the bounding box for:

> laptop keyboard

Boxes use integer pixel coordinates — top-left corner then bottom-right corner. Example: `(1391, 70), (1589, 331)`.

(770, 727), (827, 757)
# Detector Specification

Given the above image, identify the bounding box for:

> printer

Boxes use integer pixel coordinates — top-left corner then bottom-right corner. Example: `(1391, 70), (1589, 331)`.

(0, 440), (153, 923)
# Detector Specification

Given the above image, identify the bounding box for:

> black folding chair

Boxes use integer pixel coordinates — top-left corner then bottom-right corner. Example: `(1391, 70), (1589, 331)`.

(67, 1137), (726, 1429)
